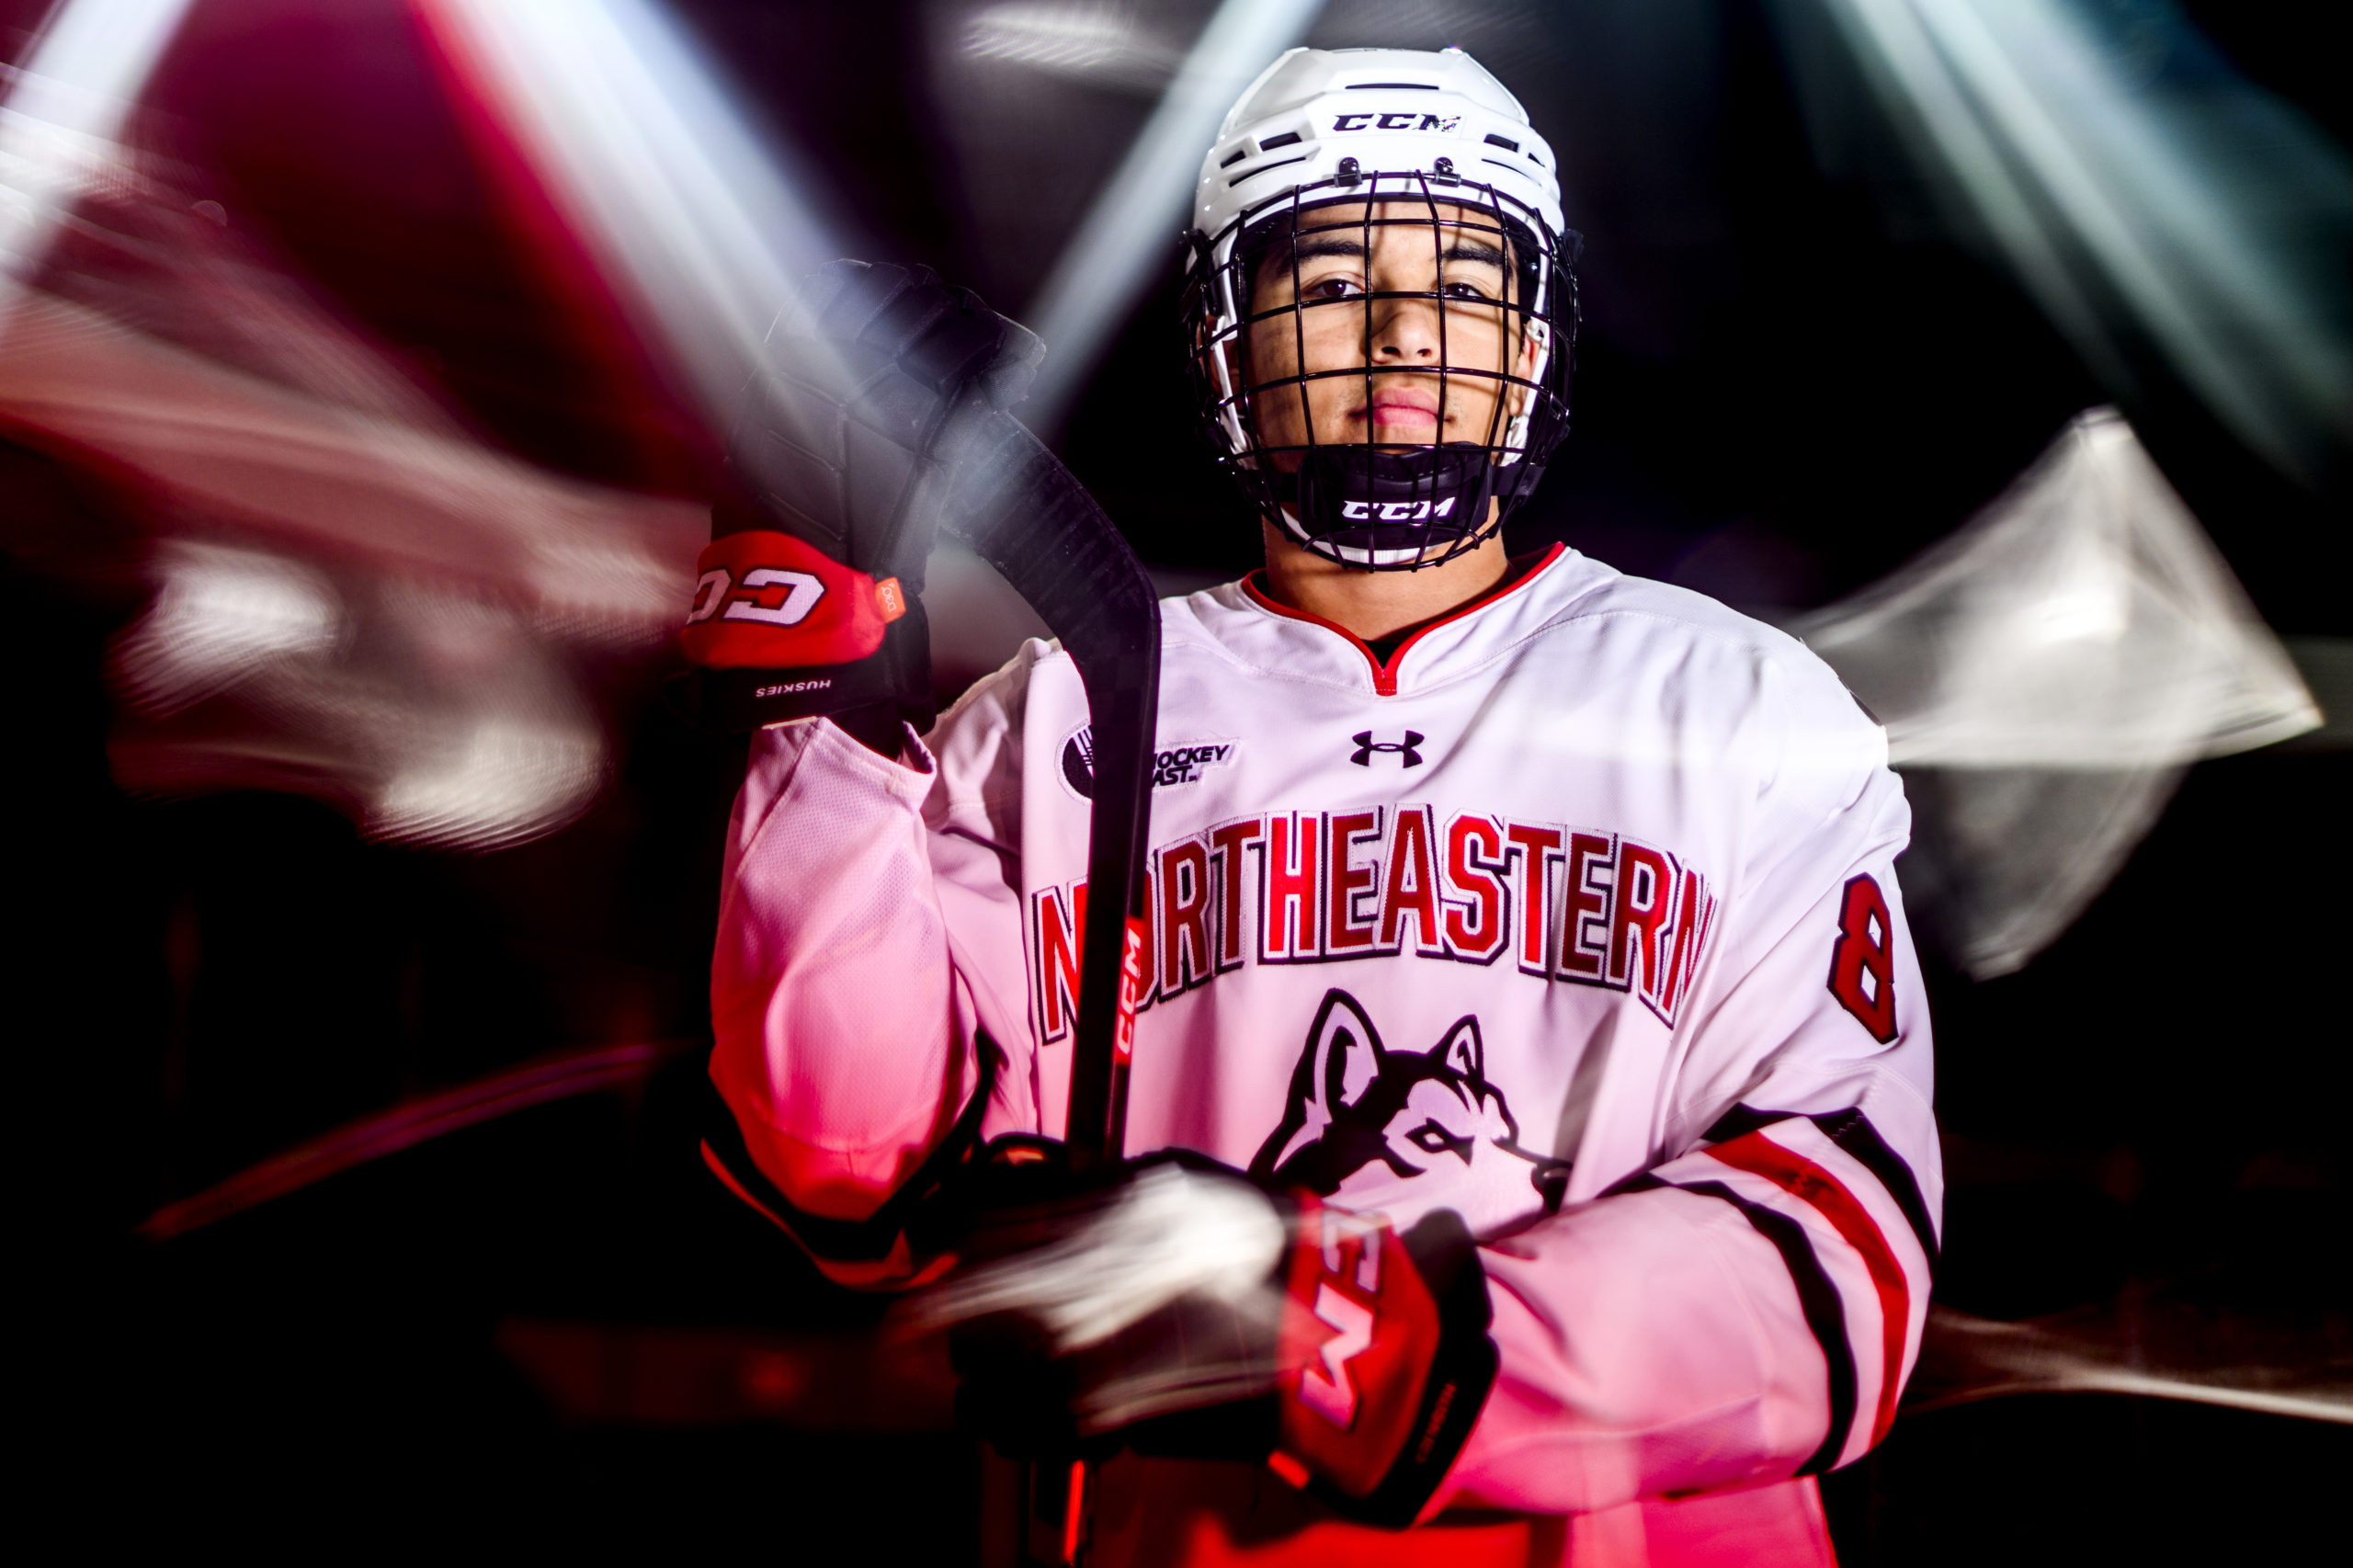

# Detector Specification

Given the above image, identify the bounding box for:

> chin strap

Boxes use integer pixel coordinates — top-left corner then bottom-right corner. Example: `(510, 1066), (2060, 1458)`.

(1276, 444), (1520, 569)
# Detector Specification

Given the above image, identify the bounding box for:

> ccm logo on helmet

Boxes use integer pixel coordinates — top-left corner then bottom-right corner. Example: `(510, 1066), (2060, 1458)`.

(686, 565), (827, 628)
(1331, 111), (1461, 134)
(1341, 498), (1458, 522)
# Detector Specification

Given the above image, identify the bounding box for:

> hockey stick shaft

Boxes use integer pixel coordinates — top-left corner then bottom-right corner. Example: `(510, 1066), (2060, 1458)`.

(947, 412), (1160, 1171)
(948, 413), (1158, 1566)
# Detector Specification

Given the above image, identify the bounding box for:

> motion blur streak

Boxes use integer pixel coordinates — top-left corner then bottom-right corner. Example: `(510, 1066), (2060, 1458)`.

(1911, 1305), (2353, 1426)
(0, 0), (197, 285)
(415, 0), (855, 424)
(1021, 0), (1325, 432)
(504, 1305), (2353, 1434)
(1802, 411), (2316, 772)
(137, 1040), (699, 1243)
(908, 1163), (1286, 1430)
(1797, 408), (2318, 977)
(0, 275), (702, 849)
(1802, 0), (2353, 482)
(110, 543), (342, 718)
(915, 1164), (1284, 1353)
(963, 1), (1184, 92)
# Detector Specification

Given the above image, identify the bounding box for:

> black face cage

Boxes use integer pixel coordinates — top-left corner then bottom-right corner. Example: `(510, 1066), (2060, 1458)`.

(1183, 169), (1580, 571)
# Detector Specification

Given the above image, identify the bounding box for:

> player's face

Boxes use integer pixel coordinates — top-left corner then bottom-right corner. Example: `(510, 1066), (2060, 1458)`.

(1242, 199), (1539, 462)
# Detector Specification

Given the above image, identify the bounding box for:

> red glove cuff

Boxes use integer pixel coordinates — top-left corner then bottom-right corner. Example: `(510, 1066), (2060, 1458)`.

(1275, 1199), (1438, 1501)
(679, 529), (905, 671)
(1269, 1197), (1496, 1528)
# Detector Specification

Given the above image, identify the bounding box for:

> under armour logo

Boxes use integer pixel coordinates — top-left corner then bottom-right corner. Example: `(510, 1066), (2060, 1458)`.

(1350, 731), (1424, 767)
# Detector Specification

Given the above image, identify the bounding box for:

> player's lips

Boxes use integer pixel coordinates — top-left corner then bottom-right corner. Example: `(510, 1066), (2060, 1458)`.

(1358, 389), (1442, 429)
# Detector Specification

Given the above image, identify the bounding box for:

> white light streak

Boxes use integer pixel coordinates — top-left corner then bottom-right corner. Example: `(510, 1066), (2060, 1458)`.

(1795, 408), (2319, 976)
(1806, 0), (2353, 480)
(963, 2), (1181, 87)
(1021, 0), (1325, 431)
(1800, 408), (2317, 771)
(913, 1163), (1284, 1351)
(1916, 1305), (2353, 1426)
(418, 0), (855, 422)
(112, 542), (343, 716)
(369, 710), (606, 852)
(0, 0), (199, 285)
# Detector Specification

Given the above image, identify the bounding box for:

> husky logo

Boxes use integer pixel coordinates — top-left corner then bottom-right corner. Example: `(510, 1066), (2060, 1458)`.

(1249, 989), (1569, 1232)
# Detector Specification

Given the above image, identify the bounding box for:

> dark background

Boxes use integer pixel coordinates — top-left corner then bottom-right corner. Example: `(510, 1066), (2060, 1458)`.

(6, 0), (2345, 1559)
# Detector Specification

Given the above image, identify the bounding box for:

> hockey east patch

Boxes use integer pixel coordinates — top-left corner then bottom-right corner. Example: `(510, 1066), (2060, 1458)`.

(1027, 804), (1719, 1046)
(1059, 725), (1238, 801)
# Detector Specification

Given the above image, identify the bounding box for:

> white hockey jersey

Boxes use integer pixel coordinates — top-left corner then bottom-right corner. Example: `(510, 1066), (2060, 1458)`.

(706, 544), (1941, 1565)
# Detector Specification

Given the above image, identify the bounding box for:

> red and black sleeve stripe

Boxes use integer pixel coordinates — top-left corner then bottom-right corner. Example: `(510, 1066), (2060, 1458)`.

(1615, 1170), (1859, 1476)
(1706, 1103), (1939, 1272)
(1609, 1101), (1934, 1471)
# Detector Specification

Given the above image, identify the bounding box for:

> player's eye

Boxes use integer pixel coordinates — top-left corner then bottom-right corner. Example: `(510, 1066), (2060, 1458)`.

(1440, 278), (1498, 303)
(1301, 275), (1364, 301)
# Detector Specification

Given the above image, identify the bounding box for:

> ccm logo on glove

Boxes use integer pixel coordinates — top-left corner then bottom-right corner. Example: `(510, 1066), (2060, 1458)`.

(680, 529), (905, 670)
(1271, 1198), (1495, 1521)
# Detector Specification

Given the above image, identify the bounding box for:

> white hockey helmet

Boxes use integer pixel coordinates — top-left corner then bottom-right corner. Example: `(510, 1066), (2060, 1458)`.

(1182, 47), (1579, 569)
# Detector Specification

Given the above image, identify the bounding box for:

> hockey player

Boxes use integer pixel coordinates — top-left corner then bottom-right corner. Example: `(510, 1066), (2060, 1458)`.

(689, 46), (1939, 1567)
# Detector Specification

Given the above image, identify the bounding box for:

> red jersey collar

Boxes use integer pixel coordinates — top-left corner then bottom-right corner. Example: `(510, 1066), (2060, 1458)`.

(1241, 543), (1566, 697)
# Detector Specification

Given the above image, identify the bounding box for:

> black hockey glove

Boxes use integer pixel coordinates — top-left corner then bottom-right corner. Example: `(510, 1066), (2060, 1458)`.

(912, 1143), (1498, 1529)
(678, 261), (1044, 744)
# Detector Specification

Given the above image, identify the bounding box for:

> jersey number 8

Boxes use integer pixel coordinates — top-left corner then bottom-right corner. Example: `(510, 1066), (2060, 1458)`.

(1828, 874), (1898, 1043)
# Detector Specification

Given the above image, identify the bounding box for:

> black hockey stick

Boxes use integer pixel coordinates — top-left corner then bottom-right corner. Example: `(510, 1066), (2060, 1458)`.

(946, 411), (1160, 1171)
(944, 410), (1160, 1566)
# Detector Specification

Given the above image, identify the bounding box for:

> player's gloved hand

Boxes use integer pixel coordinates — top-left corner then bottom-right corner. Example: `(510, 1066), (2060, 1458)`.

(911, 1143), (1498, 1528)
(679, 260), (1044, 742)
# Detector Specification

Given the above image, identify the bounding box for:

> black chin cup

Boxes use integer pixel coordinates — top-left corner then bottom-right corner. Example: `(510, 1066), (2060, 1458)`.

(1279, 443), (1517, 565)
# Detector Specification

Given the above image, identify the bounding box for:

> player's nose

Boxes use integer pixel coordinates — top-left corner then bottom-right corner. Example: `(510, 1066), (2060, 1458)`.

(1366, 291), (1443, 362)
